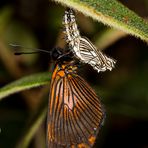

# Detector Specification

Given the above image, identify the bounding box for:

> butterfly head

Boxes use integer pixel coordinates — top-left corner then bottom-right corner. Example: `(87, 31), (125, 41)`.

(51, 47), (63, 61)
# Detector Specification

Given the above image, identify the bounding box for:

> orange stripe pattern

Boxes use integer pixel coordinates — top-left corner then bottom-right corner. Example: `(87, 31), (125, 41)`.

(47, 62), (105, 148)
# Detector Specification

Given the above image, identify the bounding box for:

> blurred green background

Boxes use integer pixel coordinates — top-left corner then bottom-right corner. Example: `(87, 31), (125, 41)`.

(0, 0), (148, 148)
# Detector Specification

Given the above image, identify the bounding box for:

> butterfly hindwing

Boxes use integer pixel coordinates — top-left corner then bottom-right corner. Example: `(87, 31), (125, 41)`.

(47, 63), (105, 148)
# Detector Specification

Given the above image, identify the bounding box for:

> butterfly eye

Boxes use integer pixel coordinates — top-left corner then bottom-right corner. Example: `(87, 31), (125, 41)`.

(51, 47), (63, 60)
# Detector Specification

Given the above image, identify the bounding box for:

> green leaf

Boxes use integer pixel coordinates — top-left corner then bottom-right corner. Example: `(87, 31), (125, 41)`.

(53, 0), (148, 42)
(0, 72), (51, 100)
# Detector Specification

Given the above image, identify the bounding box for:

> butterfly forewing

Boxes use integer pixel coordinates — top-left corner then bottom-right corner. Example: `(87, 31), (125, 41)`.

(47, 63), (105, 148)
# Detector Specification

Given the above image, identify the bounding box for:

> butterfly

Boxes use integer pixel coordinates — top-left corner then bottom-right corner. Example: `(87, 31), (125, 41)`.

(13, 45), (105, 148)
(63, 8), (116, 73)
(46, 47), (105, 148)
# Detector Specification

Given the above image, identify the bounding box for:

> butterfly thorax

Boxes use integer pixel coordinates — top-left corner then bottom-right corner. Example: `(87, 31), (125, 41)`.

(52, 61), (78, 79)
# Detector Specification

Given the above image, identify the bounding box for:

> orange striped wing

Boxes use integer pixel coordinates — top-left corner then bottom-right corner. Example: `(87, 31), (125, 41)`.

(47, 63), (105, 148)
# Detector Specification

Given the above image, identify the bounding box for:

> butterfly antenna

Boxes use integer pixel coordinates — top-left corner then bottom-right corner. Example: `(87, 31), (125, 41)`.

(9, 43), (51, 55)
(14, 51), (41, 55)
